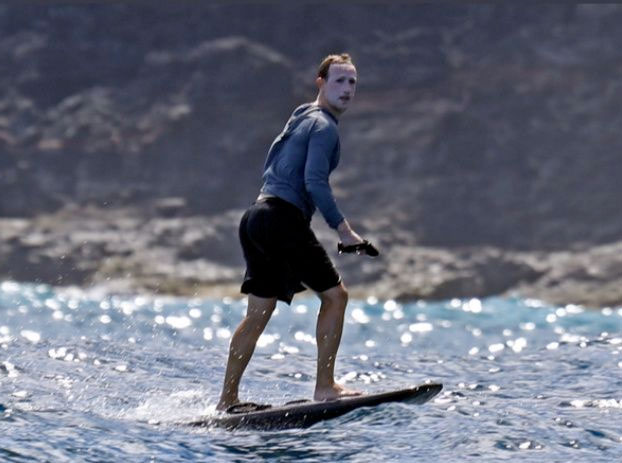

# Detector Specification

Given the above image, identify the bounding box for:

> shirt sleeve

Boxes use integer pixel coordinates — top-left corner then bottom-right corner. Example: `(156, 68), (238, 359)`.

(304, 119), (345, 229)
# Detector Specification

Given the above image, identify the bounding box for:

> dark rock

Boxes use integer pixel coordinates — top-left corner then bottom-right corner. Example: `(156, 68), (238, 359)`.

(2, 4), (622, 305)
(153, 197), (187, 218)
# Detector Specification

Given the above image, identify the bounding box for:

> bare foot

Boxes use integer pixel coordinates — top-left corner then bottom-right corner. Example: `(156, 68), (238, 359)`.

(314, 383), (363, 402)
(216, 398), (240, 412)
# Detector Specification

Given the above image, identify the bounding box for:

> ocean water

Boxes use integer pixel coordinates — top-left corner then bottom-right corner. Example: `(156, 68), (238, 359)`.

(1, 280), (621, 462)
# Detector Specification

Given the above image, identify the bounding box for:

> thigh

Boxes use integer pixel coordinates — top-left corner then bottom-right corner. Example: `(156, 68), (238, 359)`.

(239, 205), (284, 298)
(287, 225), (341, 294)
(239, 202), (304, 301)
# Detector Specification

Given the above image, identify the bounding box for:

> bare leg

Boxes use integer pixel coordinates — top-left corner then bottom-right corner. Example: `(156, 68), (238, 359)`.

(216, 295), (277, 411)
(314, 283), (362, 401)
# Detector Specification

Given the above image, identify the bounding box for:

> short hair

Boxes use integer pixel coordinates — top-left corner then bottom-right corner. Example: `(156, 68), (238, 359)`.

(317, 53), (354, 80)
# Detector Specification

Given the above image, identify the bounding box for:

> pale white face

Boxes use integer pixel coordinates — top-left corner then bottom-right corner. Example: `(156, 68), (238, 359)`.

(317, 63), (357, 117)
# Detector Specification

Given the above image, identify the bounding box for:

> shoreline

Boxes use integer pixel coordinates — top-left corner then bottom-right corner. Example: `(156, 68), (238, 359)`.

(2, 206), (622, 309)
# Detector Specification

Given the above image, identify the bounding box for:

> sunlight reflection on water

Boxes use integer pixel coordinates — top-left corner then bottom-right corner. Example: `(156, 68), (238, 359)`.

(1, 281), (621, 462)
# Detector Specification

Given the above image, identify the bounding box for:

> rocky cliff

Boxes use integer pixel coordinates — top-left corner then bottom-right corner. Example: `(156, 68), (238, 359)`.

(2, 3), (622, 307)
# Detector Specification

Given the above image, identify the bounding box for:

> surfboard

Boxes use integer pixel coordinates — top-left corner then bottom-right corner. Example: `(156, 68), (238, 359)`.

(189, 383), (442, 431)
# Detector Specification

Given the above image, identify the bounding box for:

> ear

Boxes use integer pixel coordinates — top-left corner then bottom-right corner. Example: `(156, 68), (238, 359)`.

(315, 76), (324, 90)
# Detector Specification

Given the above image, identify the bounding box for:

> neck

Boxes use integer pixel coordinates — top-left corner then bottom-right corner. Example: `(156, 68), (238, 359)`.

(314, 96), (341, 120)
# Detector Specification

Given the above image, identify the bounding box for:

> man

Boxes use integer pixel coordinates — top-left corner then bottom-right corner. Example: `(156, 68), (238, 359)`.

(217, 53), (378, 412)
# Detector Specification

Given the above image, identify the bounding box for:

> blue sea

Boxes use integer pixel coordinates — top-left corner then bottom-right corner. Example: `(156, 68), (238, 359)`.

(1, 280), (621, 462)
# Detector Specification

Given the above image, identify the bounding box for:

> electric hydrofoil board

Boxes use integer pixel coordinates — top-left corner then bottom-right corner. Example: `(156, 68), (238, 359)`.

(189, 383), (442, 431)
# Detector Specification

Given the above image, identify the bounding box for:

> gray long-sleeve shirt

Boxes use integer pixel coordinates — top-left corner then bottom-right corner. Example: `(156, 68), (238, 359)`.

(260, 103), (345, 229)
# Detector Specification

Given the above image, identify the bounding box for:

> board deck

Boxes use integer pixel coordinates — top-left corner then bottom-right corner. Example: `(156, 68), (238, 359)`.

(189, 383), (442, 431)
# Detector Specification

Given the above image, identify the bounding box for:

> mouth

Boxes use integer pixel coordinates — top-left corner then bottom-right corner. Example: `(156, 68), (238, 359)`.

(339, 96), (350, 103)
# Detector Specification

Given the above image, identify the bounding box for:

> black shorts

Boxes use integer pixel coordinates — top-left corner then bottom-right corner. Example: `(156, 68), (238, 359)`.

(239, 196), (341, 304)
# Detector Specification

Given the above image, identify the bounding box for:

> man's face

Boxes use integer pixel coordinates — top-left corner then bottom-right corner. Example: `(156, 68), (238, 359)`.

(319, 63), (357, 115)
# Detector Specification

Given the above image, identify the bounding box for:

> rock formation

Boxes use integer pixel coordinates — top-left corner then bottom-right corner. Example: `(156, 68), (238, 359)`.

(2, 4), (622, 307)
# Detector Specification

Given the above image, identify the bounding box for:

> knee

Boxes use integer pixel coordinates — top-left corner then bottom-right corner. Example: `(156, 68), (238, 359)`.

(319, 284), (348, 308)
(243, 297), (276, 332)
